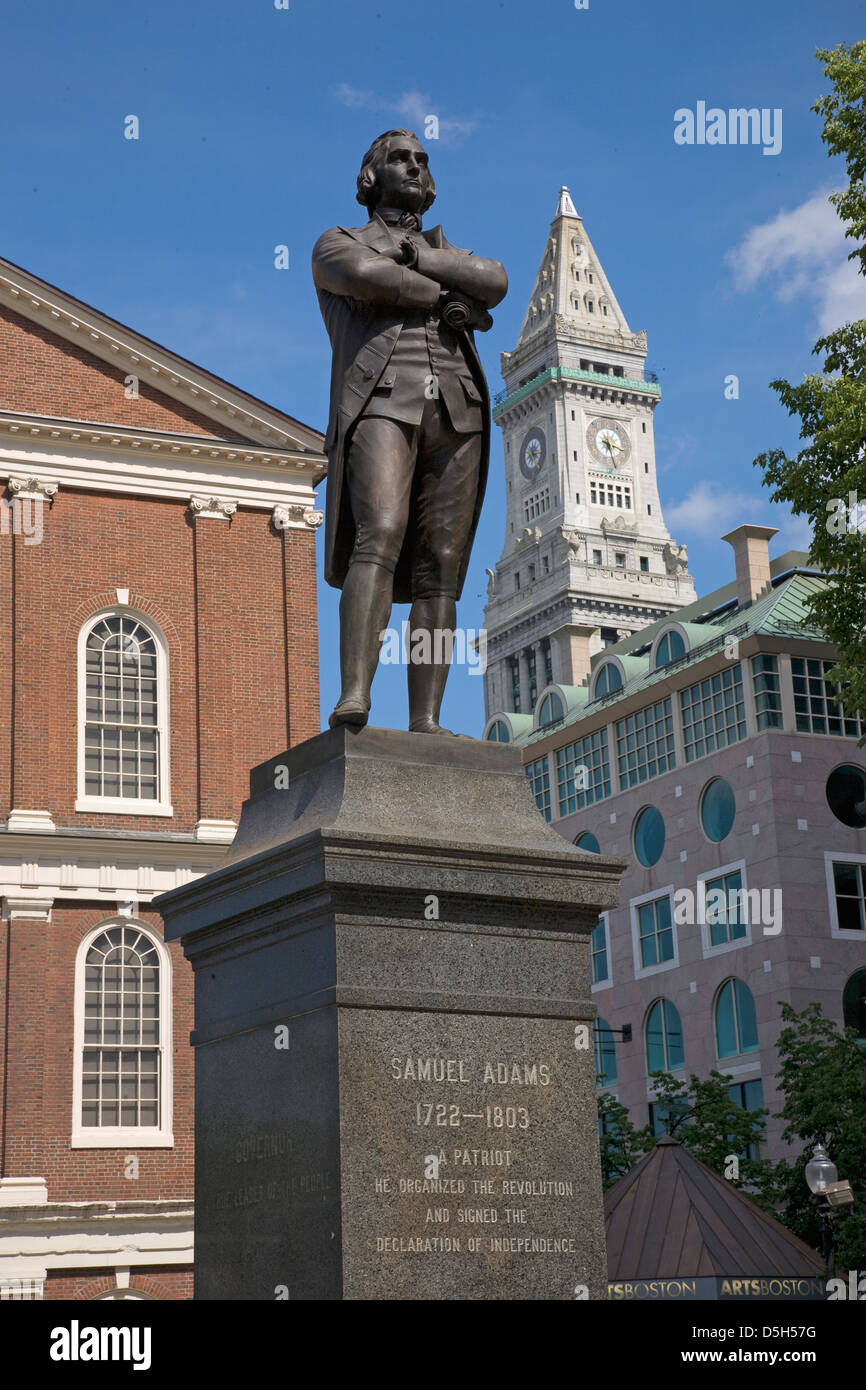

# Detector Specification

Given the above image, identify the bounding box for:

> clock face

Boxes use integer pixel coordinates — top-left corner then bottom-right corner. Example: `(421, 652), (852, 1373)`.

(519, 427), (547, 480)
(587, 417), (631, 468)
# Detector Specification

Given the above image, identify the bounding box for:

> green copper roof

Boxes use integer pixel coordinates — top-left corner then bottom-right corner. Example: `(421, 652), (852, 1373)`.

(514, 569), (829, 747)
(493, 365), (661, 419)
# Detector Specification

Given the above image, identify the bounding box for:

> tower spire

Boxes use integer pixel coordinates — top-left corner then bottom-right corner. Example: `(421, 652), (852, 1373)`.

(481, 189), (696, 724)
(514, 188), (630, 350)
(555, 186), (579, 219)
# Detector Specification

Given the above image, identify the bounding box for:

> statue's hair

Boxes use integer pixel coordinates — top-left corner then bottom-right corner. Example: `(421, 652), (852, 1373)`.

(356, 129), (436, 214)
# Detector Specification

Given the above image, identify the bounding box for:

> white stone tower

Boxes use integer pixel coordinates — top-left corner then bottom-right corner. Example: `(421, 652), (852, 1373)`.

(482, 187), (696, 723)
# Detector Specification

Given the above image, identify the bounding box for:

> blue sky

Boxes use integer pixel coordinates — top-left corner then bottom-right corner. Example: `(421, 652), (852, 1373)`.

(2, 0), (864, 736)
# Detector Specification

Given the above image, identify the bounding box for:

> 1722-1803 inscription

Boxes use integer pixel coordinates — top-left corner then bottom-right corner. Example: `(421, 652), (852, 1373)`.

(338, 1011), (599, 1299)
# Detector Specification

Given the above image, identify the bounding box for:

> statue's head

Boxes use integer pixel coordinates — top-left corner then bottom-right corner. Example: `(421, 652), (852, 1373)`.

(356, 129), (437, 216)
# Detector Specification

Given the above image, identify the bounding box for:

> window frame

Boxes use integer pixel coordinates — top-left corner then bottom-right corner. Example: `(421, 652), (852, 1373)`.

(630, 887), (678, 979)
(593, 1015), (617, 1087)
(714, 977), (760, 1061)
(590, 913), (612, 992)
(697, 858), (752, 957)
(644, 997), (685, 1074)
(71, 918), (174, 1149)
(75, 608), (173, 816)
(825, 850), (866, 938)
(652, 625), (687, 671)
(592, 660), (624, 701)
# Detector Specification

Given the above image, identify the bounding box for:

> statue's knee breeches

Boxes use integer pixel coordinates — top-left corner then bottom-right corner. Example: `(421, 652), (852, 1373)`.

(349, 519), (406, 573)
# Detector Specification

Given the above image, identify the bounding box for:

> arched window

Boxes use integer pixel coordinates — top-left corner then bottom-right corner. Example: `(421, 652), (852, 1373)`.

(72, 921), (173, 1147)
(537, 691), (564, 728)
(842, 969), (866, 1042)
(715, 978), (758, 1059)
(594, 1018), (617, 1087)
(654, 629), (686, 669)
(593, 662), (623, 699)
(77, 611), (171, 814)
(645, 998), (684, 1072)
(486, 719), (511, 743)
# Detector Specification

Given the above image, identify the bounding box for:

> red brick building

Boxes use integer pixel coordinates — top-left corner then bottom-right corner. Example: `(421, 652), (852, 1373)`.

(0, 256), (325, 1300)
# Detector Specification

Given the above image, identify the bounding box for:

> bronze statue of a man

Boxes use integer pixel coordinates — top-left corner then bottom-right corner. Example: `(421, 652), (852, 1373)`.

(312, 129), (507, 733)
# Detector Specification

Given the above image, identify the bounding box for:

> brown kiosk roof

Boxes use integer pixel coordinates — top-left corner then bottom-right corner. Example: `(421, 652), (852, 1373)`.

(605, 1139), (824, 1280)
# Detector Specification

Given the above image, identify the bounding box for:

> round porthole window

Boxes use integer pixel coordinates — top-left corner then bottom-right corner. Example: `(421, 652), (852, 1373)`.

(633, 806), (665, 868)
(575, 831), (600, 854)
(700, 778), (736, 842)
(826, 764), (866, 829)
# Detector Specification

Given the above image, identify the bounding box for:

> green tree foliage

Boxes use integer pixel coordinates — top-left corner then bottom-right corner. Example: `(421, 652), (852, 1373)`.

(596, 1070), (772, 1196)
(598, 1003), (866, 1269)
(753, 43), (866, 738)
(596, 1092), (653, 1186)
(768, 1002), (866, 1270)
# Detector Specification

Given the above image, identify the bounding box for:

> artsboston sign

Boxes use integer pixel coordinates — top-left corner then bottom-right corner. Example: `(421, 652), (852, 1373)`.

(604, 1138), (828, 1302)
(609, 1277), (826, 1301)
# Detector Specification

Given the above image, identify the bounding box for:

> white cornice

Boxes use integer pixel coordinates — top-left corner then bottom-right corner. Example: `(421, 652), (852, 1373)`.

(0, 258), (323, 454)
(0, 413), (325, 518)
(0, 830), (229, 905)
(0, 1200), (193, 1269)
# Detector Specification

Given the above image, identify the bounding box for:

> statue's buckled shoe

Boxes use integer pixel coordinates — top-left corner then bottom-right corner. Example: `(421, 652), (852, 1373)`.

(329, 697), (370, 729)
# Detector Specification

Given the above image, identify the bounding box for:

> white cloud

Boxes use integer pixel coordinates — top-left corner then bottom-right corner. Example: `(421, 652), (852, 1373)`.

(726, 189), (865, 333)
(332, 84), (477, 145)
(665, 480), (760, 536)
(665, 483), (816, 560)
(769, 508), (814, 557)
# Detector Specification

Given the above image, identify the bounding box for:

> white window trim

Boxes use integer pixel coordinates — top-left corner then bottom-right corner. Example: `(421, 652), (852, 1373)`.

(630, 885), (678, 979)
(71, 918), (174, 1148)
(590, 912), (612, 992)
(591, 658), (625, 702)
(651, 623), (688, 672)
(825, 850), (866, 939)
(697, 858), (752, 958)
(75, 607), (173, 816)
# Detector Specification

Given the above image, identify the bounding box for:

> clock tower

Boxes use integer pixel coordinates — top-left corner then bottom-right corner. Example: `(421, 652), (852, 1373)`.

(481, 187), (696, 724)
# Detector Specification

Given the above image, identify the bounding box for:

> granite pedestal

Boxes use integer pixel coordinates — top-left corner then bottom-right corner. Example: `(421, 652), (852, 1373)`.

(155, 726), (625, 1300)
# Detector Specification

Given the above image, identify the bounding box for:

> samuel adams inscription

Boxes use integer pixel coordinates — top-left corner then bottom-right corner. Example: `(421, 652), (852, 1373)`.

(340, 1014), (599, 1298)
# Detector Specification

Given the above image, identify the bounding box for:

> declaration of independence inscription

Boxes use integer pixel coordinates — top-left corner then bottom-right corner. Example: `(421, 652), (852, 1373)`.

(339, 1009), (603, 1300)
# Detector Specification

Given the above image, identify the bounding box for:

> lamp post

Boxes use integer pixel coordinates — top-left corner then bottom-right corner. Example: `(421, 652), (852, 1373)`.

(804, 1142), (855, 1279)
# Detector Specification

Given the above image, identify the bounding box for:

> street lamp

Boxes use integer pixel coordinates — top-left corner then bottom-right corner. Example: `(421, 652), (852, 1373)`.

(804, 1142), (855, 1278)
(805, 1143), (837, 1194)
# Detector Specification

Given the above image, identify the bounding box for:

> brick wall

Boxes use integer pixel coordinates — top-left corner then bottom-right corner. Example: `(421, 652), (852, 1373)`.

(0, 292), (322, 1276)
(0, 304), (230, 436)
(0, 905), (193, 1199)
(3, 490), (319, 829)
(44, 1268), (193, 1301)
